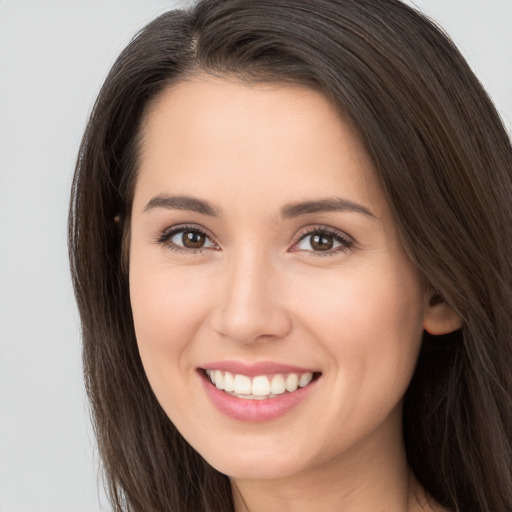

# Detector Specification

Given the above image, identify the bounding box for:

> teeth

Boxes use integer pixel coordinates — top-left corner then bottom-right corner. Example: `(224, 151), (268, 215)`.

(270, 374), (286, 395)
(224, 371), (235, 392)
(299, 372), (313, 387)
(252, 375), (271, 396)
(206, 369), (315, 399)
(285, 373), (298, 392)
(233, 374), (252, 394)
(214, 370), (224, 389)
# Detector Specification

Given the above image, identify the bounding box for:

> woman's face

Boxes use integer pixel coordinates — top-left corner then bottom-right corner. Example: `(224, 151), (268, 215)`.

(129, 77), (431, 480)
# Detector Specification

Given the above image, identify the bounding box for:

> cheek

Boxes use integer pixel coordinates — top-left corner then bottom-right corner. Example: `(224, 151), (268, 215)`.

(294, 260), (425, 396)
(288, 263), (425, 455)
(131, 270), (203, 340)
(128, 251), (216, 399)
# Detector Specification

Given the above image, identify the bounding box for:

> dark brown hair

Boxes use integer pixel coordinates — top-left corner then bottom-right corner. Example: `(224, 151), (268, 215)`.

(69, 1), (512, 510)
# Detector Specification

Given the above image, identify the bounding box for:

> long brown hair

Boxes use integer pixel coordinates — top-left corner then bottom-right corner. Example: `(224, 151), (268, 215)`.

(69, 1), (512, 510)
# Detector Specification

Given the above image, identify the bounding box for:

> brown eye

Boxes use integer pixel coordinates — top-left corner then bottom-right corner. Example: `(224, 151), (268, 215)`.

(182, 230), (206, 249)
(163, 227), (216, 251)
(310, 233), (334, 251)
(293, 228), (353, 256)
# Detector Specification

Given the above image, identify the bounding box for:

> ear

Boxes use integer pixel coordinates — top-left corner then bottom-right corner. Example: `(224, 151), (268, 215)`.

(423, 290), (463, 335)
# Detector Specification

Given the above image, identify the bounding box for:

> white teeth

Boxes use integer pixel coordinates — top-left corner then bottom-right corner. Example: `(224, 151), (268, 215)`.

(214, 370), (224, 390)
(224, 371), (235, 392)
(299, 372), (313, 387)
(285, 373), (299, 392)
(270, 374), (286, 395)
(233, 374), (252, 395)
(206, 369), (316, 399)
(252, 375), (271, 396)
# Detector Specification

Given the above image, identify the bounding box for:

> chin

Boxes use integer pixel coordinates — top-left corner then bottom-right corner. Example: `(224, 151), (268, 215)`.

(208, 456), (304, 481)
(194, 434), (316, 481)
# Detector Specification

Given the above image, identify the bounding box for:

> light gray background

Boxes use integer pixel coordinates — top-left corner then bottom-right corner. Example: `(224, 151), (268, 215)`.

(0, 1), (510, 511)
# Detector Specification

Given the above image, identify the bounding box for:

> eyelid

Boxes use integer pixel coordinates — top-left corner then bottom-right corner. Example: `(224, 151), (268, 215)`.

(155, 223), (355, 257)
(290, 225), (355, 256)
(156, 223), (219, 253)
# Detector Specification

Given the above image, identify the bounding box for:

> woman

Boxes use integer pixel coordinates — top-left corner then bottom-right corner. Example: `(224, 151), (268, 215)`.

(69, 0), (512, 510)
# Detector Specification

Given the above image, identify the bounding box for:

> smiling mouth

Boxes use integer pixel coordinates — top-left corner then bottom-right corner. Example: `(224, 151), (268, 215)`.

(203, 369), (321, 400)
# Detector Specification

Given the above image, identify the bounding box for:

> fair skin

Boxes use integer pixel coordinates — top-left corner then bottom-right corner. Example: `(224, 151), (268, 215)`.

(129, 76), (460, 511)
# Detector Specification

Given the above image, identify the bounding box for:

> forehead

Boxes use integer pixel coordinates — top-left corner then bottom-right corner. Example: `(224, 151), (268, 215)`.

(134, 76), (384, 218)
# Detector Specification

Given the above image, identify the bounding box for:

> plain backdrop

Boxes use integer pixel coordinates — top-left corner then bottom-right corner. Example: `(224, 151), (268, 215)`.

(0, 1), (510, 511)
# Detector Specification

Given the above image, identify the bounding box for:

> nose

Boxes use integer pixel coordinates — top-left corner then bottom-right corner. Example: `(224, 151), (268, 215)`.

(209, 248), (293, 344)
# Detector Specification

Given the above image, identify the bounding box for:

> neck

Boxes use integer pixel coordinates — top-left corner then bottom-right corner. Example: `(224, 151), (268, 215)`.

(231, 408), (440, 512)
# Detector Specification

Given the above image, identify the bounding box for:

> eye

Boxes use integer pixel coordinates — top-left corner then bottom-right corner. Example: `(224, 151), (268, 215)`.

(292, 228), (354, 255)
(157, 225), (217, 252)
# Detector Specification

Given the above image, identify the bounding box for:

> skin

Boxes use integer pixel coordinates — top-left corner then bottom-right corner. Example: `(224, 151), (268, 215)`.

(129, 75), (459, 511)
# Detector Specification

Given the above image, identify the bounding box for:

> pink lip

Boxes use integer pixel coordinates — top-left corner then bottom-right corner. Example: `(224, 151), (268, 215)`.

(198, 369), (320, 422)
(200, 360), (317, 376)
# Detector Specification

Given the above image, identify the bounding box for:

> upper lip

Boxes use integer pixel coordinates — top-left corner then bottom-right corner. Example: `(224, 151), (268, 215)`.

(200, 360), (319, 376)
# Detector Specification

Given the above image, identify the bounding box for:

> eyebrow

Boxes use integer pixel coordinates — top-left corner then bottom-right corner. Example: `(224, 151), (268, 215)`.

(144, 195), (220, 216)
(143, 194), (375, 220)
(280, 197), (375, 219)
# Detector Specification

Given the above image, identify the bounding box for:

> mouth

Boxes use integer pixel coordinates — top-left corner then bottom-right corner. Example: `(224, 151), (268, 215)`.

(198, 361), (322, 421)
(203, 368), (321, 400)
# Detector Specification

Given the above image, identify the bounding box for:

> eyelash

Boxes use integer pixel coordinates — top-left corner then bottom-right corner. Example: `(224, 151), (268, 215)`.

(156, 224), (218, 255)
(292, 226), (355, 257)
(156, 224), (355, 257)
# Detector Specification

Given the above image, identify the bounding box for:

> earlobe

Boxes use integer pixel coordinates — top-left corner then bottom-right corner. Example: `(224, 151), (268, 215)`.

(423, 292), (463, 335)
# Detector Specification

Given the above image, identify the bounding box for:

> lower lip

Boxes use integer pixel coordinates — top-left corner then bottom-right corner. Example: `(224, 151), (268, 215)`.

(199, 370), (319, 422)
